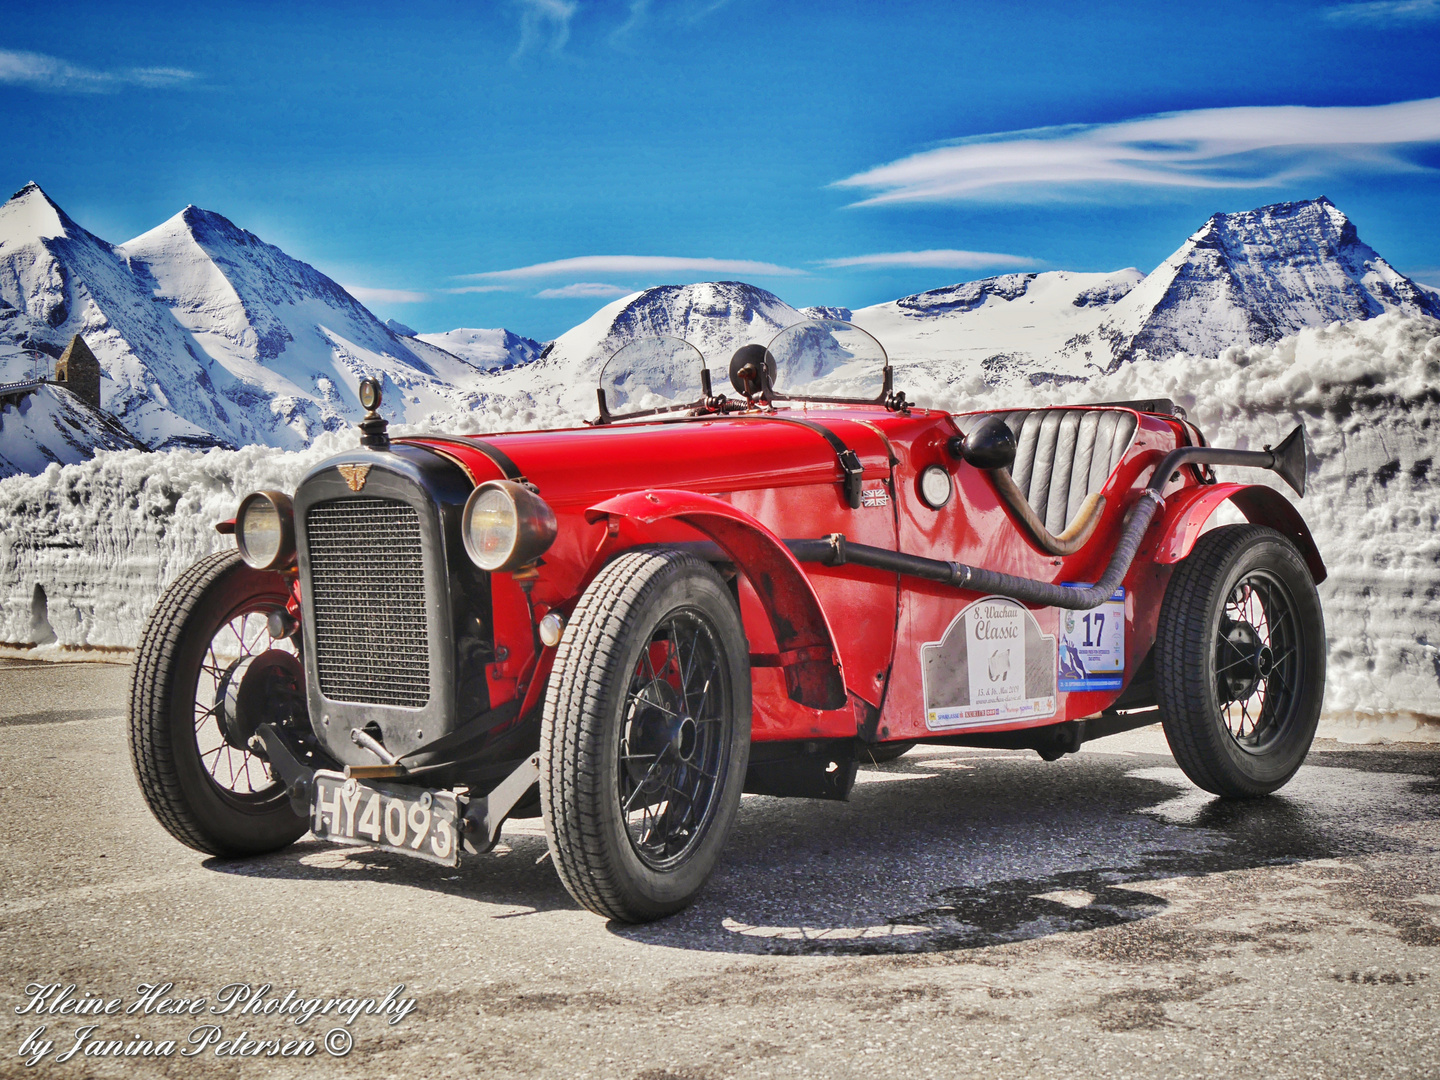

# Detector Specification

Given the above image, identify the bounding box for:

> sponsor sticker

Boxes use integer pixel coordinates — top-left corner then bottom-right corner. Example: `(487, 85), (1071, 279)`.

(921, 597), (1057, 730)
(1057, 585), (1125, 691)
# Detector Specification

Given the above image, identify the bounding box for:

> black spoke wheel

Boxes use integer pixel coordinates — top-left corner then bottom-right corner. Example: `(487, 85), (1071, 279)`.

(128, 550), (310, 856)
(1155, 524), (1326, 798)
(542, 549), (750, 922)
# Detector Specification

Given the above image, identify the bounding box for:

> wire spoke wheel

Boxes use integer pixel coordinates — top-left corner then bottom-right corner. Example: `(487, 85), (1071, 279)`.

(194, 606), (298, 799)
(128, 551), (310, 857)
(1214, 570), (1302, 752)
(1156, 524), (1326, 798)
(542, 549), (751, 923)
(618, 611), (729, 870)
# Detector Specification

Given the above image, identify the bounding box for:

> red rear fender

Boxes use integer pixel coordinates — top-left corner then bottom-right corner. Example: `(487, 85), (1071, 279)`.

(1154, 482), (1326, 584)
(584, 489), (848, 710)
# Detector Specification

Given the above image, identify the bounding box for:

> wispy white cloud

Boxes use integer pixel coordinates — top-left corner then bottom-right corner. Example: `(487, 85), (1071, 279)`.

(536, 282), (634, 299)
(461, 254), (802, 280)
(512, 0), (579, 59)
(342, 284), (428, 304)
(0, 47), (198, 93)
(821, 249), (1039, 271)
(611, 0), (731, 44)
(1323, 0), (1440, 21)
(442, 284), (514, 295)
(837, 97), (1440, 205)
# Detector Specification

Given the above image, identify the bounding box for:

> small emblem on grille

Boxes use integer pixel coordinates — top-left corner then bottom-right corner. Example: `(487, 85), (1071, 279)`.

(337, 464), (372, 492)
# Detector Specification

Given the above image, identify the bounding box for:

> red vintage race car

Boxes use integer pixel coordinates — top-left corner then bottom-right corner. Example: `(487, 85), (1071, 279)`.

(127, 320), (1325, 923)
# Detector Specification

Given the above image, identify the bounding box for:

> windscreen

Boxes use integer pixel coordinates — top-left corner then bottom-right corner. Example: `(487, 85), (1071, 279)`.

(766, 319), (889, 402)
(597, 335), (708, 417)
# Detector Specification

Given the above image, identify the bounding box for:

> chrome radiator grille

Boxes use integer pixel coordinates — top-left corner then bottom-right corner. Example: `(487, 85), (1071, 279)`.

(306, 498), (431, 708)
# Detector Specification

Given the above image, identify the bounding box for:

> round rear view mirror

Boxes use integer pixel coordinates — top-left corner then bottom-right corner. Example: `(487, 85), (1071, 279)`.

(728, 344), (776, 398)
(959, 416), (1017, 472)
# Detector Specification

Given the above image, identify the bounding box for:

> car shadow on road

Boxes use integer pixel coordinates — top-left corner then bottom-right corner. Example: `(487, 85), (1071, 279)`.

(204, 823), (581, 917)
(608, 743), (1440, 956)
(199, 742), (1439, 953)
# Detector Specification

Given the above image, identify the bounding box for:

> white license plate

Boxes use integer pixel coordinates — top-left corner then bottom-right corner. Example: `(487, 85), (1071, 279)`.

(310, 770), (461, 866)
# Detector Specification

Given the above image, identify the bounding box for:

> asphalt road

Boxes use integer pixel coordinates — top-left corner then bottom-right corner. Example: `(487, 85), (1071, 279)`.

(1, 656), (1437, 1079)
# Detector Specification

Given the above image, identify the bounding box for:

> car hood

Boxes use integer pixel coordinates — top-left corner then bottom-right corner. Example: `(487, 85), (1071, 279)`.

(398, 414), (892, 510)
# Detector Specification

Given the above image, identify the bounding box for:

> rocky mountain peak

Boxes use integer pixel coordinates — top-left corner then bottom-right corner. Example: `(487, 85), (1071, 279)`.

(896, 273), (1038, 316)
(0, 182), (87, 246)
(545, 280), (802, 377)
(1096, 196), (1439, 366)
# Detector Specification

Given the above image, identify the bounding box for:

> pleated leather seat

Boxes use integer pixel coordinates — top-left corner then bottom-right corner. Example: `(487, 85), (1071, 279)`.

(972, 409), (1138, 536)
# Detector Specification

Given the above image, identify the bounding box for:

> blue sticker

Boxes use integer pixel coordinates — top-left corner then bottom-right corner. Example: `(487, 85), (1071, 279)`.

(1057, 585), (1125, 692)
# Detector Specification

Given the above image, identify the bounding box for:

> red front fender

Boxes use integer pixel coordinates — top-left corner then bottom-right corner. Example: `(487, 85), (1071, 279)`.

(1154, 482), (1327, 584)
(585, 489), (848, 710)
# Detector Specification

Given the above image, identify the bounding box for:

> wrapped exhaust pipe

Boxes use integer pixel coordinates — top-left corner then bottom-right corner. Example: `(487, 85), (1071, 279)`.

(788, 425), (1306, 612)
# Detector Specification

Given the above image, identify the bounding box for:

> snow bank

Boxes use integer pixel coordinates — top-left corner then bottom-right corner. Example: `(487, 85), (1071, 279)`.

(3, 312), (1438, 724)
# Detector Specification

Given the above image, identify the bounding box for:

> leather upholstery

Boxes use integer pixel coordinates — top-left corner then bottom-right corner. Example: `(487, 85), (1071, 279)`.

(975, 409), (1138, 536)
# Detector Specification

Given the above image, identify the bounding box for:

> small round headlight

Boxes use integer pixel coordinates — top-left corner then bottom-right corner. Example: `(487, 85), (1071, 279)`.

(538, 611), (566, 647)
(462, 480), (558, 573)
(235, 491), (296, 570)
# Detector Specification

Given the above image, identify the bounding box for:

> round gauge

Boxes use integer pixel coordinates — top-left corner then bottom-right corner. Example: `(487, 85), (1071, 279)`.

(919, 465), (952, 509)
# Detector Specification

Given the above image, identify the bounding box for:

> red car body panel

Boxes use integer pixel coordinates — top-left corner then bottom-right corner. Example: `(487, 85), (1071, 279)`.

(395, 399), (1324, 747)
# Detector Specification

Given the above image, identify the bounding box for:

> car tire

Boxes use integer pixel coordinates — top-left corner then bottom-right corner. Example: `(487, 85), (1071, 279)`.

(861, 741), (916, 764)
(541, 549), (751, 922)
(1155, 524), (1326, 798)
(128, 550), (309, 856)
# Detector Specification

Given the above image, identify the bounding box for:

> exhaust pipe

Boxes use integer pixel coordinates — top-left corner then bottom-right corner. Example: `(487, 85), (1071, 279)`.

(1150, 423), (1307, 498)
(788, 425), (1307, 611)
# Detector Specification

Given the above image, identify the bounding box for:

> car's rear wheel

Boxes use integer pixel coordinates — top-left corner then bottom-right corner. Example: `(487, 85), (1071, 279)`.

(1155, 524), (1326, 798)
(128, 550), (309, 856)
(541, 549), (751, 922)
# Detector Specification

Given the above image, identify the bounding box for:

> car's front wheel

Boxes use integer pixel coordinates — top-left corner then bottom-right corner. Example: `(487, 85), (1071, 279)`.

(541, 549), (751, 922)
(128, 550), (310, 856)
(1155, 524), (1326, 798)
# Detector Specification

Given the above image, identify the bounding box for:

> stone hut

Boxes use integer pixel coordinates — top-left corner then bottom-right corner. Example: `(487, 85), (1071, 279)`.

(54, 334), (102, 412)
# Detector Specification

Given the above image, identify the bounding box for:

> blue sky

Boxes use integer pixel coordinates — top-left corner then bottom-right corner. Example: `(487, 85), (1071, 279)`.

(4, 0), (1440, 341)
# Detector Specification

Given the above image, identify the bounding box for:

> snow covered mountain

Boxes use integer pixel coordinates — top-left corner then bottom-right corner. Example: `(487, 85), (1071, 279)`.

(2, 186), (1434, 473)
(0, 183), (529, 464)
(0, 183), (226, 450)
(413, 327), (543, 371)
(850, 269), (1147, 386)
(1091, 197), (1440, 367)
(0, 380), (143, 478)
(852, 197), (1439, 388)
(472, 281), (808, 418)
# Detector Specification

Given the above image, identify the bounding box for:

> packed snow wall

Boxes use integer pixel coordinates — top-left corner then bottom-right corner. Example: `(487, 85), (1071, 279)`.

(1, 314), (1437, 727)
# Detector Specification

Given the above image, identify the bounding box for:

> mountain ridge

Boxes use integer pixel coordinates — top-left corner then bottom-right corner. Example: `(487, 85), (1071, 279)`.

(0, 184), (537, 468)
(2, 188), (1436, 477)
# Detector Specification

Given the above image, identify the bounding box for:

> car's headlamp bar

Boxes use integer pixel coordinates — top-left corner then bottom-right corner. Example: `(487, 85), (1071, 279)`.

(462, 480), (558, 573)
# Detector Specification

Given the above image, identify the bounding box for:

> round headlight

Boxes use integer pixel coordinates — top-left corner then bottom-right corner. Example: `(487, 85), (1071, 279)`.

(235, 491), (296, 570)
(919, 465), (953, 509)
(462, 480), (558, 573)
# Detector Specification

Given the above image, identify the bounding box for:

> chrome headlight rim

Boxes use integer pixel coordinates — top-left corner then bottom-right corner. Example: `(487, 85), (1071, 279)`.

(234, 490), (297, 571)
(462, 479), (558, 573)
